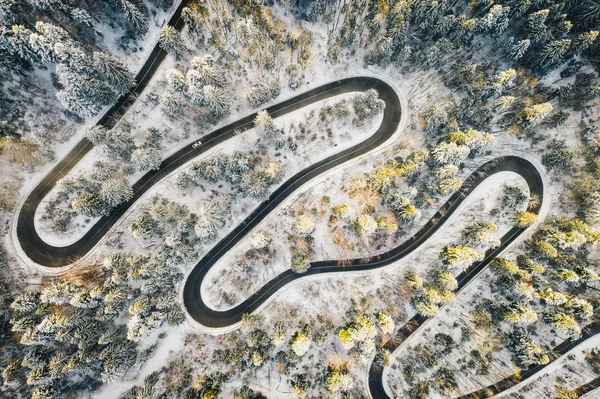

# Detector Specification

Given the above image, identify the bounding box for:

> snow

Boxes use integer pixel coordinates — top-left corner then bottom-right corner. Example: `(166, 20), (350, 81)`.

(2, 2), (596, 398)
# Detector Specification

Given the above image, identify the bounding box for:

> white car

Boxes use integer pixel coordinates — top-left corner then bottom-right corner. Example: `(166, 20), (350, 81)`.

(192, 140), (202, 149)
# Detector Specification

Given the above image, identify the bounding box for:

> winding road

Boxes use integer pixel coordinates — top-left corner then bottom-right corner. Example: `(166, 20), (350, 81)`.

(12, 3), (600, 397)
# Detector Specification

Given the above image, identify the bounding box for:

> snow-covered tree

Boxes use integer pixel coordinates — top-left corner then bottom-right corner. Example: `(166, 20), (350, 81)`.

(441, 245), (484, 269)
(250, 230), (271, 249)
(165, 68), (187, 93)
(99, 177), (133, 208)
(202, 85), (230, 116)
(129, 212), (160, 240)
(56, 62), (116, 116)
(271, 321), (287, 346)
(504, 303), (538, 325)
(188, 55), (226, 88)
(291, 328), (311, 357)
(355, 214), (378, 235)
(293, 214), (315, 235)
(291, 254), (310, 274)
(71, 192), (108, 217)
(131, 147), (161, 171)
(523, 102), (553, 126)
(121, 0), (148, 34)
(253, 110), (278, 140)
(161, 91), (184, 118)
(93, 52), (136, 95)
(195, 194), (231, 241)
(324, 367), (353, 393)
(159, 26), (186, 60)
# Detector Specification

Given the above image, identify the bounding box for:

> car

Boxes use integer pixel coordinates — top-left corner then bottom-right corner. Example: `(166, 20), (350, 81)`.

(192, 140), (202, 149)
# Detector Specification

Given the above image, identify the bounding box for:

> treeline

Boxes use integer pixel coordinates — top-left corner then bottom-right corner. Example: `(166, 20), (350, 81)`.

(0, 0), (173, 138)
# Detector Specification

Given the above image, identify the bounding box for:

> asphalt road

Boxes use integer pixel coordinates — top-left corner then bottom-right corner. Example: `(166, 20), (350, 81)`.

(457, 321), (600, 399)
(14, 3), (593, 397)
(16, 0), (192, 266)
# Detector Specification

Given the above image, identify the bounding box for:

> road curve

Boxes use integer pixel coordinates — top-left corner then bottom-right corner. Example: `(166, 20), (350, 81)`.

(13, 4), (583, 397)
(15, 0), (192, 266)
(16, 77), (400, 266)
(366, 156), (545, 398)
(456, 321), (600, 399)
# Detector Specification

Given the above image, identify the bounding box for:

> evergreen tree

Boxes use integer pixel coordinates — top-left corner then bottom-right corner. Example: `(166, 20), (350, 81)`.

(291, 327), (311, 357)
(93, 52), (136, 95)
(194, 194), (231, 241)
(56, 64), (116, 117)
(99, 177), (133, 208)
(71, 192), (108, 217)
(202, 84), (230, 116)
(131, 146), (161, 171)
(504, 303), (538, 325)
(129, 212), (160, 240)
(165, 68), (187, 93)
(441, 245), (485, 269)
(253, 110), (278, 140)
(121, 0), (148, 34)
(6, 25), (42, 67)
(188, 55), (226, 88)
(161, 91), (184, 118)
(159, 26), (186, 60)
(291, 254), (310, 274)
(182, 4), (207, 37)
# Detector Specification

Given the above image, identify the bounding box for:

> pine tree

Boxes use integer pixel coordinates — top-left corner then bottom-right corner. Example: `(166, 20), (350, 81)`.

(573, 31), (599, 53)
(129, 212), (160, 240)
(291, 254), (310, 274)
(194, 194), (231, 241)
(93, 52), (136, 95)
(182, 4), (207, 37)
(253, 110), (278, 140)
(539, 39), (572, 67)
(441, 245), (484, 269)
(32, 0), (71, 10)
(504, 303), (538, 325)
(291, 375), (309, 399)
(437, 177), (462, 195)
(161, 91), (184, 118)
(34, 21), (69, 46)
(71, 192), (108, 217)
(545, 311), (581, 338)
(71, 8), (94, 27)
(84, 126), (107, 146)
(523, 102), (553, 126)
(165, 68), (187, 93)
(7, 25), (42, 67)
(99, 177), (133, 207)
(121, 0), (148, 34)
(463, 221), (500, 248)
(240, 171), (270, 199)
(431, 142), (470, 165)
(270, 321), (287, 346)
(510, 39), (531, 60)
(202, 84), (230, 116)
(188, 55), (226, 88)
(159, 26), (186, 60)
(293, 214), (315, 235)
(131, 146), (161, 171)
(40, 281), (78, 305)
(515, 211), (537, 227)
(324, 367), (353, 392)
(56, 64), (116, 116)
(291, 328), (311, 357)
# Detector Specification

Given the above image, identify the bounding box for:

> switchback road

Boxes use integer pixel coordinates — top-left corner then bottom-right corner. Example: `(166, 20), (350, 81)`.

(14, 6), (593, 397)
